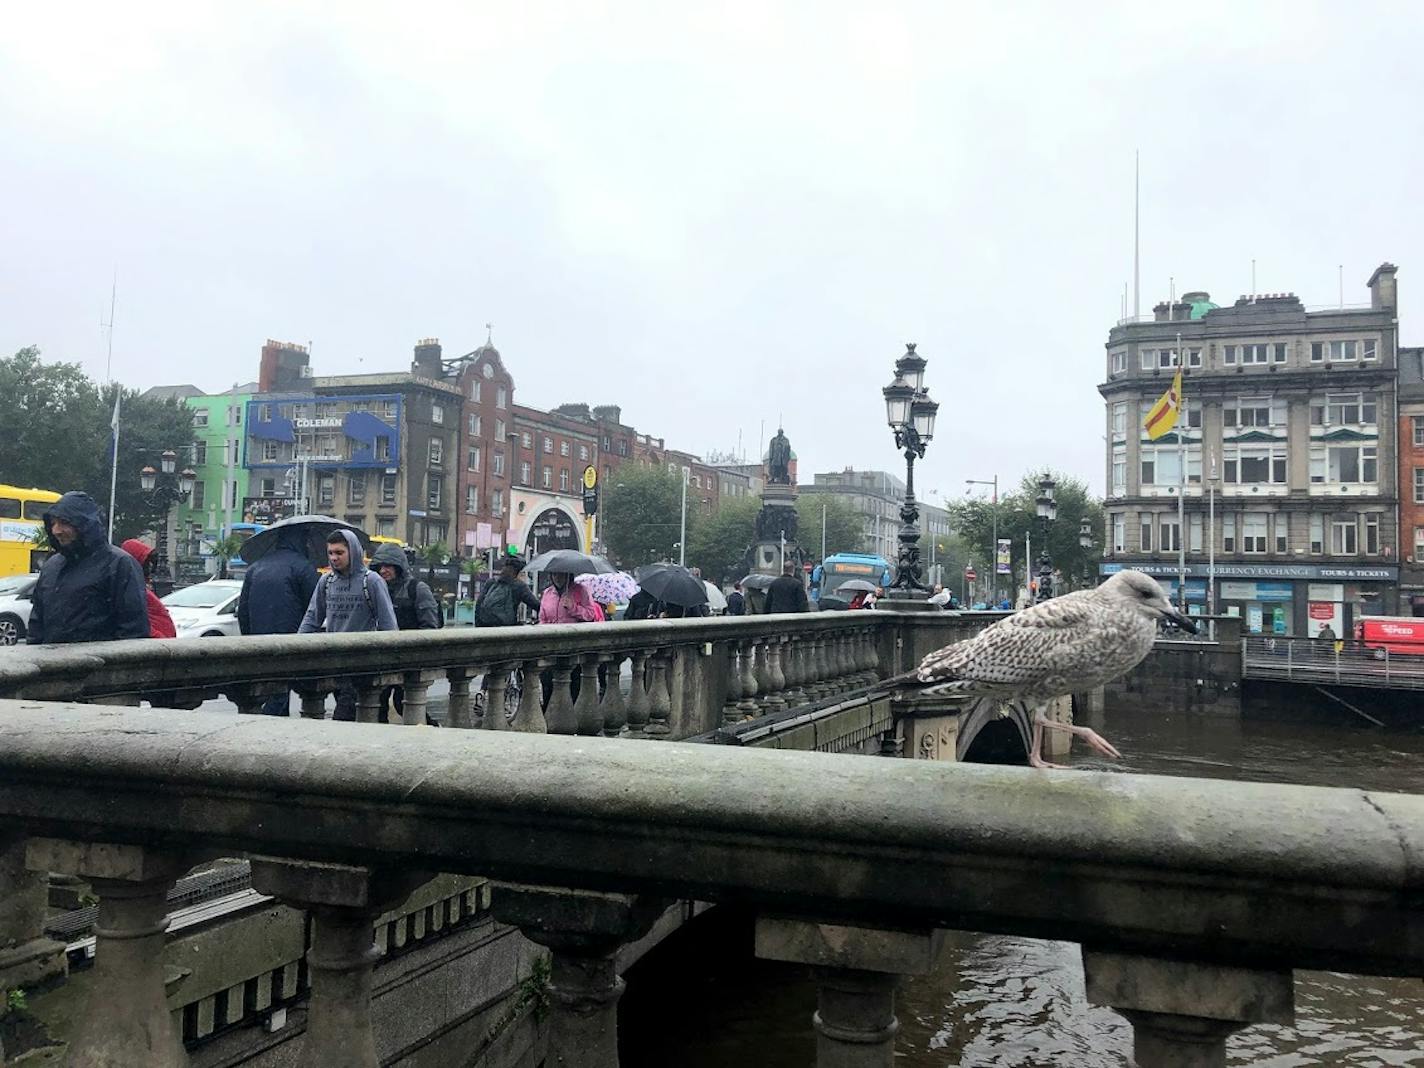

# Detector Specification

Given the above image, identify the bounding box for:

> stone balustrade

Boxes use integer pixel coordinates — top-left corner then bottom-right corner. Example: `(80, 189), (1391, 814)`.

(0, 703), (1420, 1067)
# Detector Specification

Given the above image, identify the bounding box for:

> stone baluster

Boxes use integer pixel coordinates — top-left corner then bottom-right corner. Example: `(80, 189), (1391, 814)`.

(754, 639), (776, 713)
(574, 652), (605, 736)
(799, 635), (825, 700)
(756, 917), (942, 1068)
(298, 687), (329, 719)
(815, 634), (836, 697)
(669, 646), (694, 737)
(736, 639), (760, 718)
(511, 659), (548, 734)
(721, 642), (744, 726)
(0, 835), (67, 1007)
(544, 659), (579, 735)
(834, 632), (857, 692)
(356, 679), (386, 724)
(1082, 950), (1293, 1068)
(790, 636), (813, 705)
(482, 665), (510, 731)
(446, 668), (475, 729)
(400, 669), (436, 726)
(623, 652), (650, 738)
(766, 638), (788, 713)
(600, 654), (628, 737)
(858, 628), (880, 684)
(250, 858), (425, 1068)
(645, 650), (672, 738)
(491, 886), (665, 1068)
(27, 839), (190, 1068)
(224, 684), (266, 716)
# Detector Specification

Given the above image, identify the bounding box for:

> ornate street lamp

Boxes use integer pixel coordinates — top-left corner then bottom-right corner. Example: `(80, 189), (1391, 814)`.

(140, 465), (158, 492)
(881, 343), (939, 599)
(1079, 516), (1094, 590)
(137, 449), (196, 596)
(1034, 474), (1057, 602)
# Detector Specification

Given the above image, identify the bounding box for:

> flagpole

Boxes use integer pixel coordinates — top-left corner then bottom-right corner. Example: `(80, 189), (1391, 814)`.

(1177, 332), (1187, 615)
(107, 390), (121, 542)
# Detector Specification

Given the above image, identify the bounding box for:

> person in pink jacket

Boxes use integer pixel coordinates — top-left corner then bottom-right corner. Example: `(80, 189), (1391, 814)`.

(537, 572), (602, 708)
(538, 572), (604, 624)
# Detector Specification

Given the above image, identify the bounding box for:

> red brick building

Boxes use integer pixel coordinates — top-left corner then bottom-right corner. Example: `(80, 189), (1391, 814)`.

(440, 340), (516, 559)
(1398, 347), (1424, 612)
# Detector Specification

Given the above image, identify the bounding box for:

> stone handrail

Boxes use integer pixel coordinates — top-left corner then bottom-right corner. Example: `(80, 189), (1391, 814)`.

(1, 702), (1421, 1066)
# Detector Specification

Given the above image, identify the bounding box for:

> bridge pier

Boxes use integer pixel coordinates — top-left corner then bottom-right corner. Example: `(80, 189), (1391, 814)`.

(1083, 950), (1293, 1068)
(492, 885), (666, 1068)
(755, 917), (942, 1068)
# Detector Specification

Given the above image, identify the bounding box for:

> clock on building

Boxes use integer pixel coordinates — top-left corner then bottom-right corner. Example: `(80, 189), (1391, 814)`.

(481, 362), (494, 379)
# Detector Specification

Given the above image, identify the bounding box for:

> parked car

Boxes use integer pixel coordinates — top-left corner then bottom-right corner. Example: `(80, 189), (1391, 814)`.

(161, 580), (244, 639)
(0, 573), (38, 645)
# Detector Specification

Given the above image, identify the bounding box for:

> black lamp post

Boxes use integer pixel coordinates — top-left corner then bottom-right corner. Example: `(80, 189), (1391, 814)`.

(881, 343), (939, 598)
(1033, 474), (1056, 603)
(139, 449), (197, 596)
(1078, 516), (1094, 590)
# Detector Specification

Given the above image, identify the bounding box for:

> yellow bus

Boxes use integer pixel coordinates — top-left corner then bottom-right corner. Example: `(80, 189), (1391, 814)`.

(0, 485), (62, 578)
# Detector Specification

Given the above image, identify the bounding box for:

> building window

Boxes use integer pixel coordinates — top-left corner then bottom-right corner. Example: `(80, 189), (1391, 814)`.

(1111, 350), (1127, 374)
(471, 380), (482, 402)
(1365, 514), (1381, 555)
(259, 403), (272, 422)
(1415, 527), (1424, 560)
(617, 439), (629, 457)
(1326, 446), (1377, 483)
(493, 450), (506, 477)
(541, 465), (552, 489)
(495, 419), (506, 442)
(559, 469), (570, 492)
(1112, 514), (1125, 552)
(1140, 349), (1154, 371)
(517, 432), (529, 448)
(1222, 396), (1284, 428)
(520, 461), (531, 484)
(1414, 468), (1424, 504)
(1111, 403), (1126, 438)
(542, 436), (553, 453)
(1189, 513), (1203, 552)
(318, 475), (335, 507)
(1243, 514), (1267, 553)
(1312, 393), (1377, 426)
(381, 475), (397, 506)
(1332, 340), (1357, 362)
(1274, 515), (1288, 554)
(348, 471), (366, 506)
(469, 413), (481, 435)
(1412, 417), (1424, 448)
(1111, 449), (1127, 496)
(1220, 344), (1271, 366)
(468, 445), (481, 471)
(1310, 515), (1324, 554)
(261, 440), (279, 462)
(1223, 514), (1236, 553)
(427, 475), (442, 511)
(1139, 514), (1153, 552)
(466, 486), (479, 515)
(260, 477), (276, 497)
(1223, 447), (1287, 485)
(1331, 518), (1357, 555)
(1159, 517), (1181, 552)
(491, 489), (504, 517)
(1363, 339), (1378, 361)
(496, 386), (507, 409)
(579, 444), (589, 462)
(375, 436), (391, 461)
(429, 439), (443, 465)
(557, 441), (569, 457)
(193, 409), (209, 427)
(1272, 343), (1287, 363)
(190, 482), (205, 510)
(432, 404), (444, 425)
(376, 516), (396, 537)
(192, 440), (207, 465)
(1187, 347), (1203, 368)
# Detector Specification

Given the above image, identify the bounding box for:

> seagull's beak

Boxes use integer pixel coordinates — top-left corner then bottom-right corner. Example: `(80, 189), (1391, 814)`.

(1164, 606), (1199, 634)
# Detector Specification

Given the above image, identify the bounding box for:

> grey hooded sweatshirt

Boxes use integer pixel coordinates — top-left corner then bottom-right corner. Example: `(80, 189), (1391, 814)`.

(298, 529), (398, 634)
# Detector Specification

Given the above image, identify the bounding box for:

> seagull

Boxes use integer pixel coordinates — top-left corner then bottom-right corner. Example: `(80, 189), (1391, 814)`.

(898, 569), (1198, 768)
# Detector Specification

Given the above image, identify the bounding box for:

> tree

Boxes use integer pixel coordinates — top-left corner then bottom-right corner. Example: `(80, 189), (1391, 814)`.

(796, 495), (864, 561)
(686, 496), (759, 583)
(948, 470), (1104, 598)
(600, 466), (696, 568)
(0, 348), (196, 542)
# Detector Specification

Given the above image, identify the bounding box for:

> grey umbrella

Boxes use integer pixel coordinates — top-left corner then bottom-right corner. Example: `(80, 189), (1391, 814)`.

(527, 549), (615, 576)
(835, 579), (879, 594)
(738, 573), (776, 590)
(239, 514), (371, 565)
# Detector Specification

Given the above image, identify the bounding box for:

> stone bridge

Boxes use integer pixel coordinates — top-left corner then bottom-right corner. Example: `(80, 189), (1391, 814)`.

(0, 612), (1415, 1068)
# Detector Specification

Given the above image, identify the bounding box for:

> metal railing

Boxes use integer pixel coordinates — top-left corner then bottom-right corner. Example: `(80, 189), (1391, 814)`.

(1241, 635), (1424, 690)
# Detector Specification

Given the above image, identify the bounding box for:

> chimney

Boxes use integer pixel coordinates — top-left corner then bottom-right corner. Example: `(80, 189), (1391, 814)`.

(592, 404), (622, 425)
(412, 338), (443, 378)
(1368, 263), (1398, 312)
(258, 339), (311, 392)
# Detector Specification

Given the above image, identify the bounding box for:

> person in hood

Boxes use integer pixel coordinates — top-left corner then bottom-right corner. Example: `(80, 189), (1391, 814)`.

(475, 555), (541, 627)
(371, 542), (440, 723)
(120, 539), (177, 638)
(28, 492), (149, 645)
(238, 524), (320, 716)
(764, 562), (809, 614)
(299, 529), (398, 721)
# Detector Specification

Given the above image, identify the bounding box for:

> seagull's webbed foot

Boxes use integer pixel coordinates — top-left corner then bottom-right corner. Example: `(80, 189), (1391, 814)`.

(1028, 751), (1069, 770)
(1033, 711), (1122, 761)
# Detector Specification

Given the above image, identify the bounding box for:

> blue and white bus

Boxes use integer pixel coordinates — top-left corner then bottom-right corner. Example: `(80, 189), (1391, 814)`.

(811, 552), (894, 609)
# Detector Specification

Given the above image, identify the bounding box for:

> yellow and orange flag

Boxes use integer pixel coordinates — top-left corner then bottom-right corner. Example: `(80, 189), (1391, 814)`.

(1144, 368), (1182, 440)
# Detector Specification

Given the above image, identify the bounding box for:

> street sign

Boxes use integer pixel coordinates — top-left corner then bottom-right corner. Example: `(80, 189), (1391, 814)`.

(964, 564), (977, 581)
(582, 465), (598, 490)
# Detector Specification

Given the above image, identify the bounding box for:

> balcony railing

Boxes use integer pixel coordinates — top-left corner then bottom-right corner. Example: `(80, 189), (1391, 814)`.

(1243, 635), (1424, 692)
(0, 702), (1420, 1067)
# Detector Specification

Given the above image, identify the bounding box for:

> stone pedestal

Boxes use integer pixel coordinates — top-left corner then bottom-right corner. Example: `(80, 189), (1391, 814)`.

(755, 918), (942, 1068)
(1041, 694), (1073, 759)
(491, 885), (666, 1068)
(1083, 950), (1294, 1068)
(892, 692), (962, 761)
(0, 837), (67, 994)
(26, 839), (190, 1068)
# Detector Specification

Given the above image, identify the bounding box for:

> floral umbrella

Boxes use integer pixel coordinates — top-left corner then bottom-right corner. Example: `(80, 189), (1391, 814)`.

(575, 570), (640, 604)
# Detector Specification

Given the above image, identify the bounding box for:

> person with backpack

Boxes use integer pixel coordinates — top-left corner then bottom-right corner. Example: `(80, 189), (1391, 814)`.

(299, 530), (398, 721)
(371, 542), (441, 722)
(475, 555), (541, 628)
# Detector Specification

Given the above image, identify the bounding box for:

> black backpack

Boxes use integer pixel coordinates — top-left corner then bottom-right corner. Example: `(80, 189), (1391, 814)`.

(475, 579), (517, 626)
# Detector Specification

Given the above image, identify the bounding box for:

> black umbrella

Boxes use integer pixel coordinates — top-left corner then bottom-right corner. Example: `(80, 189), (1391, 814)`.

(738, 573), (776, 590)
(835, 579), (879, 594)
(528, 549), (615, 576)
(635, 564), (709, 609)
(239, 514), (370, 566)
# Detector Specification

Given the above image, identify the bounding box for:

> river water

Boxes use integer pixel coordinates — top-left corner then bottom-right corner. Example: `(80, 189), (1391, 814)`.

(620, 707), (1424, 1066)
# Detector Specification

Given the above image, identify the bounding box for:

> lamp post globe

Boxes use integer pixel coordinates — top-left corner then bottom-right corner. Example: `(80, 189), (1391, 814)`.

(140, 465), (158, 492)
(883, 343), (937, 602)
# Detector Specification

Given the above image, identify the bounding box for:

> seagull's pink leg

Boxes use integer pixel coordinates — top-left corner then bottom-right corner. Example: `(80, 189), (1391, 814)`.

(1034, 711), (1121, 760)
(1027, 714), (1068, 770)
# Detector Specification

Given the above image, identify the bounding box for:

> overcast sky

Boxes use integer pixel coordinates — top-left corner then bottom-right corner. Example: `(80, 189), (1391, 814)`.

(5, 3), (1422, 505)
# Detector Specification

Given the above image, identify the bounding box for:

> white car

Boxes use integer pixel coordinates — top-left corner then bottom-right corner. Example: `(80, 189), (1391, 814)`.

(0, 574), (38, 645)
(162, 580), (244, 639)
